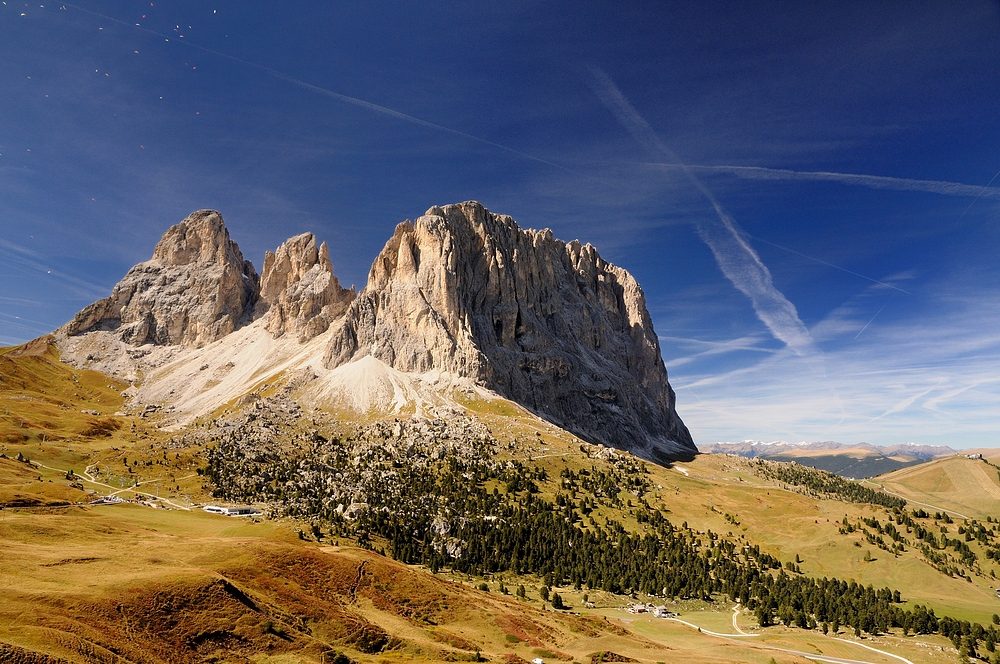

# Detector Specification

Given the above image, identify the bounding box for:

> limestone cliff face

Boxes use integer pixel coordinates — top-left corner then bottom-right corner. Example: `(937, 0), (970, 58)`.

(59, 203), (694, 459)
(255, 232), (355, 341)
(61, 210), (259, 347)
(324, 201), (695, 460)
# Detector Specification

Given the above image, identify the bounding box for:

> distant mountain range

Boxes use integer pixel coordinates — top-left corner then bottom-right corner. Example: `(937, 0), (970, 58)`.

(703, 440), (955, 459)
(702, 440), (957, 479)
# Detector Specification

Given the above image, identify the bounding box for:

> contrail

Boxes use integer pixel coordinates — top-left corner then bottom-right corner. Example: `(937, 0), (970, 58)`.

(746, 234), (909, 294)
(960, 167), (1000, 218)
(648, 163), (1000, 199)
(589, 68), (815, 356)
(0, 238), (111, 300)
(59, 3), (591, 181)
(854, 305), (885, 340)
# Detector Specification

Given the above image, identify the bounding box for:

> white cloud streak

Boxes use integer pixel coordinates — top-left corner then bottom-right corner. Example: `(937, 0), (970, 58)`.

(672, 285), (1000, 447)
(0, 238), (111, 301)
(650, 163), (1000, 199)
(60, 2), (590, 181)
(747, 234), (910, 294)
(660, 334), (779, 369)
(853, 305), (885, 340)
(589, 68), (816, 356)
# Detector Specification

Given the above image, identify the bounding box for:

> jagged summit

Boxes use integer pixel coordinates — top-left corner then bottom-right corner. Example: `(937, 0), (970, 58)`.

(325, 202), (694, 460)
(256, 232), (355, 341)
(57, 203), (696, 460)
(61, 210), (259, 347)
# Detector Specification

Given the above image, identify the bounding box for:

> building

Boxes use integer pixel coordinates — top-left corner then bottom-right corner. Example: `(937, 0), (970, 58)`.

(203, 505), (259, 516)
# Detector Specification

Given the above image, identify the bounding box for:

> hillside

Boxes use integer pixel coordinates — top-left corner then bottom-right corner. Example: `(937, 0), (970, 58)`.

(3, 342), (1000, 663)
(3, 208), (1000, 664)
(873, 456), (1000, 520)
(703, 441), (954, 479)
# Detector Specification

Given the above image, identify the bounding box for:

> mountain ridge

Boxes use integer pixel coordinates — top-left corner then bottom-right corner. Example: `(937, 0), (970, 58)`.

(704, 439), (955, 459)
(54, 203), (696, 461)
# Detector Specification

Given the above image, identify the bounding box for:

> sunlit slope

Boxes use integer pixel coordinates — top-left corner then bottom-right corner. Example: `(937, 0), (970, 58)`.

(4, 337), (1000, 659)
(365, 396), (1000, 628)
(0, 504), (788, 664)
(0, 337), (128, 444)
(874, 456), (1000, 520)
(0, 338), (207, 508)
(639, 455), (1000, 625)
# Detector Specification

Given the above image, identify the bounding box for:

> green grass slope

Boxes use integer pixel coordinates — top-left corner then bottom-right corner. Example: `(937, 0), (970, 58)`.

(872, 456), (1000, 520)
(2, 338), (1000, 663)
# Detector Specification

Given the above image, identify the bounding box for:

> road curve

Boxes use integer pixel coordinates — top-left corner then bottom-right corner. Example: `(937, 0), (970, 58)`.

(666, 615), (914, 664)
(32, 461), (191, 511)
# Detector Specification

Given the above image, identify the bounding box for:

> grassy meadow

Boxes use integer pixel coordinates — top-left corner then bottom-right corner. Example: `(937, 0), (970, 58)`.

(1, 339), (997, 662)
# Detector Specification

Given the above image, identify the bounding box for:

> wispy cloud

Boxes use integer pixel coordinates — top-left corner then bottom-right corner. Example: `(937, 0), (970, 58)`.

(671, 283), (1000, 447)
(589, 68), (816, 356)
(0, 238), (111, 300)
(660, 334), (778, 369)
(648, 163), (1000, 199)
(747, 235), (910, 294)
(853, 305), (885, 340)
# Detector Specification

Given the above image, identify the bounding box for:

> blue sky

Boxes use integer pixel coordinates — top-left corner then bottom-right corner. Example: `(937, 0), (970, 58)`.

(2, 1), (999, 448)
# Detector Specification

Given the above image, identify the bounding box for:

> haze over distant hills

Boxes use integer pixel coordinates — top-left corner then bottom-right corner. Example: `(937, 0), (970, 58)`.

(703, 440), (957, 478)
(703, 440), (956, 459)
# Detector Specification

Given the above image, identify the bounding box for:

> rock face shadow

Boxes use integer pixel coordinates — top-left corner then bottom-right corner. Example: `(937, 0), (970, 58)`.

(57, 202), (696, 461)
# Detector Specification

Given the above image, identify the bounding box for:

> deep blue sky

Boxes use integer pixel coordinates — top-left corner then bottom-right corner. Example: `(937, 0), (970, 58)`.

(3, 1), (1000, 447)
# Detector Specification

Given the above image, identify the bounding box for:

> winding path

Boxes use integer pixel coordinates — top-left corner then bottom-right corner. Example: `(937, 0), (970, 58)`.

(31, 461), (192, 511)
(664, 609), (914, 664)
(858, 479), (969, 519)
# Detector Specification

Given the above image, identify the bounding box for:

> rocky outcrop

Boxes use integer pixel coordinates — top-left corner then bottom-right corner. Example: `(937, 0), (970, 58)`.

(60, 210), (259, 347)
(58, 203), (694, 460)
(255, 232), (355, 341)
(324, 201), (695, 461)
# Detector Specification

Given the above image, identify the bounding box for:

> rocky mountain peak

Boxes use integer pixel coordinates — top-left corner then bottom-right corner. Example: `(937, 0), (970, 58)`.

(151, 209), (246, 267)
(57, 203), (695, 460)
(256, 232), (355, 341)
(325, 201), (695, 460)
(60, 210), (259, 347)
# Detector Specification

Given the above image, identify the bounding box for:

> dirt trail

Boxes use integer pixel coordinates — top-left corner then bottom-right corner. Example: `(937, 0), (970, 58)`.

(31, 461), (191, 511)
(667, 615), (914, 664)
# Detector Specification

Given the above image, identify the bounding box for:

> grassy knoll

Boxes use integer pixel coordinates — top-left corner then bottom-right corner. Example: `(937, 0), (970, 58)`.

(617, 455), (1000, 626)
(875, 456), (1000, 520)
(626, 611), (959, 664)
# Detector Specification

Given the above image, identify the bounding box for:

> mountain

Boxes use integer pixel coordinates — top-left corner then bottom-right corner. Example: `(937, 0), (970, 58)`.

(63, 210), (260, 347)
(54, 203), (695, 461)
(324, 202), (692, 461)
(256, 231), (355, 341)
(703, 440), (955, 460)
(702, 440), (956, 479)
(7, 248), (1000, 663)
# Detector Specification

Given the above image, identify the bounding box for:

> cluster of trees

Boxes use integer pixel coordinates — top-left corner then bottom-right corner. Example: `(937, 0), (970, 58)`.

(207, 428), (1000, 652)
(751, 459), (906, 508)
(837, 508), (984, 577)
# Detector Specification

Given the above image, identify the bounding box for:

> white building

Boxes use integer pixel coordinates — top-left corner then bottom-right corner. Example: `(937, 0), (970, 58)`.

(203, 505), (259, 516)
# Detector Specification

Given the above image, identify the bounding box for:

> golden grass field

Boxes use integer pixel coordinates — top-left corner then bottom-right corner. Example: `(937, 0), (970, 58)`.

(1, 339), (997, 663)
(873, 457), (1000, 521)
